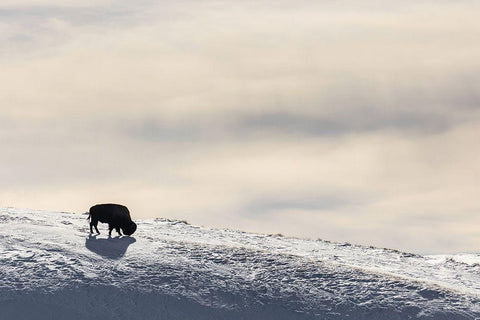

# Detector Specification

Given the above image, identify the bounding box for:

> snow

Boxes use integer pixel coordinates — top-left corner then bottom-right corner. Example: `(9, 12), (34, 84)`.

(0, 207), (479, 320)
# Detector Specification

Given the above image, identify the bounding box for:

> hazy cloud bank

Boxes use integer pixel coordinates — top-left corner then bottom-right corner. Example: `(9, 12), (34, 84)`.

(1, 0), (479, 253)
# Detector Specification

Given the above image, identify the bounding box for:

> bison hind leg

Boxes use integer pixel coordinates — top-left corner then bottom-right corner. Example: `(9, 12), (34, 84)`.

(90, 220), (100, 234)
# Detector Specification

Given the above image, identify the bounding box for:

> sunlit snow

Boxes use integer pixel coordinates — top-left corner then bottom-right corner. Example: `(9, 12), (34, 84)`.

(0, 207), (479, 319)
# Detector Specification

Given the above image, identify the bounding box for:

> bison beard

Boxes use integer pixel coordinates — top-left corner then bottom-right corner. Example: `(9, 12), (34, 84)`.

(88, 204), (137, 236)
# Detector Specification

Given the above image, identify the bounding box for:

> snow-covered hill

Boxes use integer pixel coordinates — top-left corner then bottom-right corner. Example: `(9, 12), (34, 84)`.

(1, 207), (479, 320)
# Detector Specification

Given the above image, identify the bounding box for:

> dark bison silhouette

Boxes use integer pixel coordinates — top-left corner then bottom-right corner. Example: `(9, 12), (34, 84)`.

(88, 203), (137, 236)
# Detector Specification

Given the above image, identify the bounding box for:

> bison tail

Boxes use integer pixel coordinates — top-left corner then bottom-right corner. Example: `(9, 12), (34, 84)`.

(86, 212), (91, 220)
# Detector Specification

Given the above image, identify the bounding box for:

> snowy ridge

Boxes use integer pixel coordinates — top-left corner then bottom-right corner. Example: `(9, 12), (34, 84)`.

(0, 207), (479, 320)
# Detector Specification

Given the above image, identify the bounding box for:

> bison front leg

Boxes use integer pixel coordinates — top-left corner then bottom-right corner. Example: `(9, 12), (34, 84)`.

(108, 224), (114, 237)
(115, 226), (122, 236)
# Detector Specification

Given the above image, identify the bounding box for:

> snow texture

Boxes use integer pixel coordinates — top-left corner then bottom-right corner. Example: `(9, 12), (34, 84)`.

(0, 207), (479, 320)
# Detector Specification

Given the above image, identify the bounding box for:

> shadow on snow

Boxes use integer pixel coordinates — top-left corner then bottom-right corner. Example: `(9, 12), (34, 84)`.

(85, 234), (136, 259)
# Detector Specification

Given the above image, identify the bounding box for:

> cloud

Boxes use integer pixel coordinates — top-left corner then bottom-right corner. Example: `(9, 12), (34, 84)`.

(0, 0), (479, 253)
(0, 0), (115, 7)
(236, 110), (452, 136)
(242, 194), (357, 217)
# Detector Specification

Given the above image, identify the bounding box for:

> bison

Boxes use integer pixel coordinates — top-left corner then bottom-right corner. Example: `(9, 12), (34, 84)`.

(88, 203), (137, 236)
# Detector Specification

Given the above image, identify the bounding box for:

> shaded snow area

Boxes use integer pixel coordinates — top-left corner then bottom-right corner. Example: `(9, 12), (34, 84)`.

(1, 208), (479, 320)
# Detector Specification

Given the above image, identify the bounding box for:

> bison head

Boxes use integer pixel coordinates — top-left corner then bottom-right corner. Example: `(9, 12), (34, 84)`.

(122, 222), (137, 236)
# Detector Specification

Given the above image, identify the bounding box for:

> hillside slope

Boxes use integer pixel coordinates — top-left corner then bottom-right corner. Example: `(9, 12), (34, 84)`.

(0, 207), (479, 320)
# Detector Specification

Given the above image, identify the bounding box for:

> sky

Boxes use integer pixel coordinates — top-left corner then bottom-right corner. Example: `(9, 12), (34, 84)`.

(1, 0), (479, 253)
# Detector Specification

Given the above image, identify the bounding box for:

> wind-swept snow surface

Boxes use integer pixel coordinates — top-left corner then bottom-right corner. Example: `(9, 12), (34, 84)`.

(0, 208), (479, 320)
